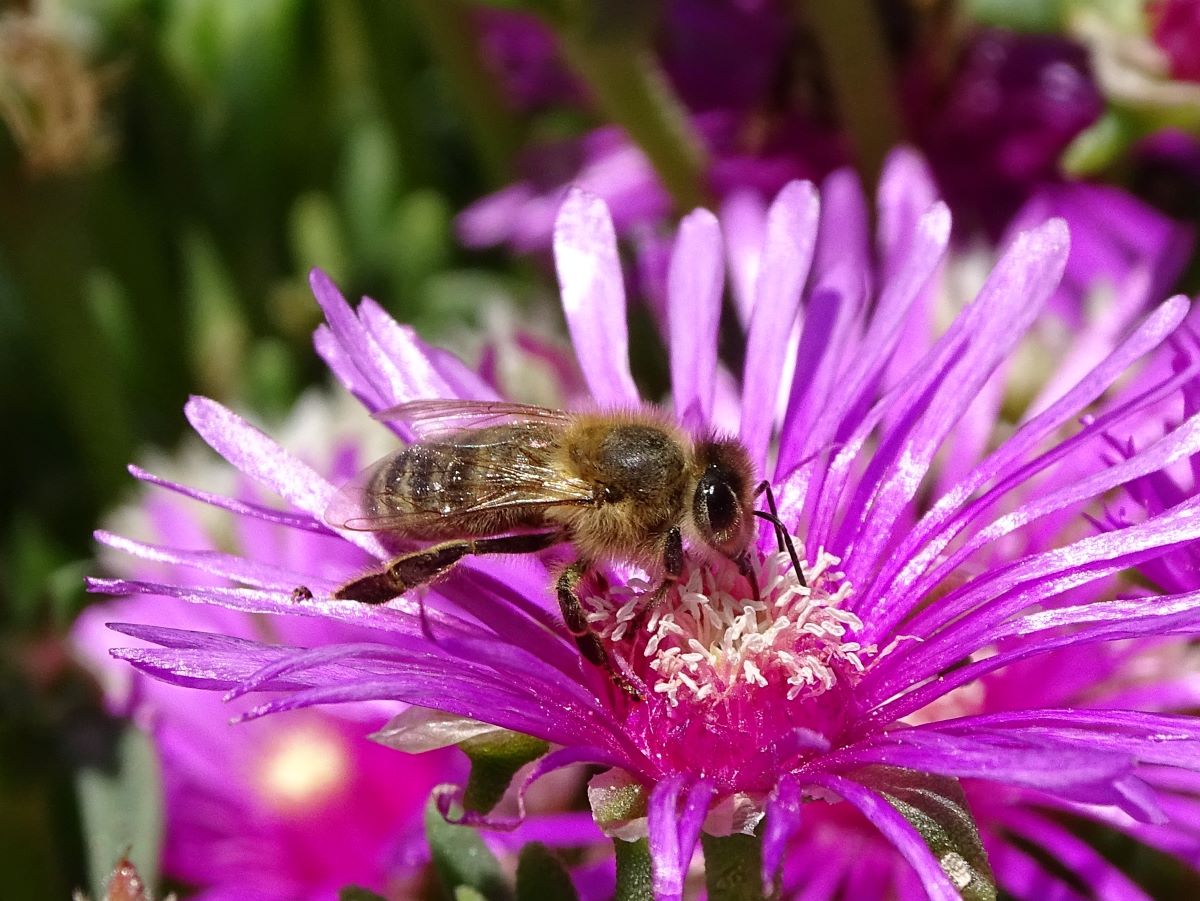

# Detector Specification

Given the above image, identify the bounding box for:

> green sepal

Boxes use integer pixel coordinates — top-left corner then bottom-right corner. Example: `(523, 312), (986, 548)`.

(614, 837), (653, 901)
(858, 767), (996, 901)
(516, 842), (579, 901)
(701, 830), (765, 901)
(459, 729), (549, 814)
(588, 768), (649, 838)
(338, 887), (388, 901)
(424, 794), (512, 901)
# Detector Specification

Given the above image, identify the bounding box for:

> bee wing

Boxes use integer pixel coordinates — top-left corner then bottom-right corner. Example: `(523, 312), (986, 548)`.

(372, 399), (572, 441)
(324, 438), (594, 533)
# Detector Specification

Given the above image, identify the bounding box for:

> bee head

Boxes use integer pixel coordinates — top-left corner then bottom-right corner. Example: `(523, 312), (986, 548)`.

(691, 439), (755, 558)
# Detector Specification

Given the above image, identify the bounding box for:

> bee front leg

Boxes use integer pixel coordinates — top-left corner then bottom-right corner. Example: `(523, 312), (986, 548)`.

(336, 531), (564, 604)
(628, 526), (684, 632)
(557, 562), (643, 701)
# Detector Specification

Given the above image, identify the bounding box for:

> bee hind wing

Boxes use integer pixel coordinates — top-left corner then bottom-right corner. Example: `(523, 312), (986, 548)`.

(371, 399), (571, 440)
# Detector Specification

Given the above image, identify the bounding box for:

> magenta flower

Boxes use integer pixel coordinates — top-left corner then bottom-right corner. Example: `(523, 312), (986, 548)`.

(96, 154), (1200, 899)
(74, 396), (462, 900)
(904, 30), (1102, 237)
(460, 11), (1110, 251)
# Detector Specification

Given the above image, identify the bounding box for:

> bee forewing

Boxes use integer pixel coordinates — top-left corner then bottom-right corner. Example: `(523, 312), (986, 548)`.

(371, 399), (571, 440)
(323, 453), (412, 531)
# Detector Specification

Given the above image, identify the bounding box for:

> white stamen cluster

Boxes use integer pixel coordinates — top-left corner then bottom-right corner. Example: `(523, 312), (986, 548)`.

(587, 547), (875, 707)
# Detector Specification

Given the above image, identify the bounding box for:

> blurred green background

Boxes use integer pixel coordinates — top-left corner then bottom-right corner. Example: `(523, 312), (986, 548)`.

(0, 2), (534, 894)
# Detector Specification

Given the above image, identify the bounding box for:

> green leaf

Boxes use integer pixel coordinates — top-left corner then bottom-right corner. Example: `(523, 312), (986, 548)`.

(614, 838), (653, 901)
(701, 831), (765, 901)
(75, 726), (163, 901)
(858, 767), (996, 901)
(459, 729), (549, 814)
(424, 794), (512, 901)
(516, 843), (579, 901)
(339, 887), (388, 901)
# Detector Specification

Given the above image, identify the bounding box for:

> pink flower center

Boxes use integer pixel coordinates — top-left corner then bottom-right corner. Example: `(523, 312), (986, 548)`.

(256, 721), (351, 814)
(587, 544), (877, 791)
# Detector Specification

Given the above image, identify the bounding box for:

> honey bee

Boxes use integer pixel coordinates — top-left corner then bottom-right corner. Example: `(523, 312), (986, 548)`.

(325, 400), (802, 698)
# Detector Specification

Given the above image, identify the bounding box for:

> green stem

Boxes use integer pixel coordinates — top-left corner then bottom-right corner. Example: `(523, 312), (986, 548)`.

(702, 831), (766, 901)
(407, 0), (522, 186)
(800, 0), (904, 192)
(560, 35), (710, 212)
(613, 837), (653, 901)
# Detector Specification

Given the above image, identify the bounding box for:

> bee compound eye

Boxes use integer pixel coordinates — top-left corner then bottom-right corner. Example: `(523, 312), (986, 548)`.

(703, 481), (740, 534)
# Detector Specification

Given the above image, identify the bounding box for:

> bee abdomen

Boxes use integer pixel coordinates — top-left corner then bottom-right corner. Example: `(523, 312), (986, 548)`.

(374, 442), (478, 515)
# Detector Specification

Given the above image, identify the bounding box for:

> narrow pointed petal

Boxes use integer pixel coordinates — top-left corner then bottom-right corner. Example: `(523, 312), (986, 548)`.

(803, 774), (963, 901)
(183, 396), (388, 558)
(740, 180), (819, 471)
(668, 209), (724, 430)
(553, 187), (639, 405)
(648, 777), (715, 901)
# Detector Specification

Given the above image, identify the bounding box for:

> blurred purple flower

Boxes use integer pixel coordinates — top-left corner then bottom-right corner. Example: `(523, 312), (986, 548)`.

(905, 30), (1103, 237)
(74, 395), (461, 900)
(475, 6), (580, 111)
(96, 154), (1200, 899)
(462, 9), (1109, 251)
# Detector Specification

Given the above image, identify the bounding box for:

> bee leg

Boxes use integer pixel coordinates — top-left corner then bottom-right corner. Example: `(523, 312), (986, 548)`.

(736, 553), (761, 602)
(629, 526), (684, 633)
(336, 531), (564, 604)
(556, 562), (643, 701)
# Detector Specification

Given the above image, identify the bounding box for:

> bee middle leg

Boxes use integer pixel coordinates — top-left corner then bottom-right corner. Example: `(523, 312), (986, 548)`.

(557, 562), (643, 701)
(335, 531), (565, 604)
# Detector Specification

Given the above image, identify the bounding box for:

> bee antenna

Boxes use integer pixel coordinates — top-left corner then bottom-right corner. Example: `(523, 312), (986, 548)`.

(752, 481), (807, 587)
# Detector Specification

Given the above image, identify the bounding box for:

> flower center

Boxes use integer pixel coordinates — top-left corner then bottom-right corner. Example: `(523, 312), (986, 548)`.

(256, 720), (351, 813)
(587, 546), (875, 707)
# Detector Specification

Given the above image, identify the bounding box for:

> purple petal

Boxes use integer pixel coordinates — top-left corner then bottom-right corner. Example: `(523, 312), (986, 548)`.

(994, 808), (1153, 901)
(647, 777), (714, 901)
(183, 396), (389, 559)
(94, 530), (338, 593)
(876, 149), (941, 283)
(357, 297), (470, 401)
(90, 577), (447, 637)
(761, 775), (802, 895)
(989, 842), (1090, 901)
(308, 270), (411, 410)
(870, 590), (1200, 725)
(128, 465), (330, 535)
(860, 295), (1190, 626)
(824, 729), (1143, 813)
(864, 495), (1200, 695)
(785, 201), (950, 548)
(837, 219), (1071, 585)
(740, 180), (819, 471)
(668, 208), (724, 431)
(720, 190), (767, 327)
(553, 187), (639, 406)
(802, 774), (962, 901)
